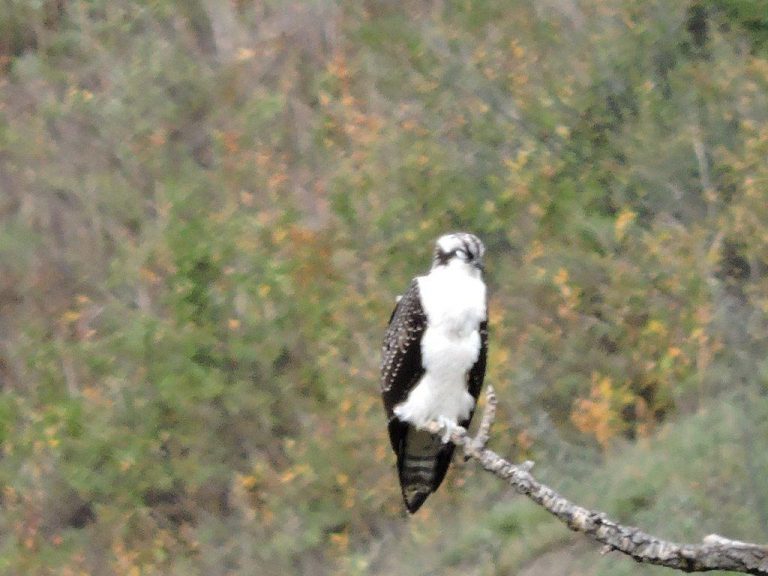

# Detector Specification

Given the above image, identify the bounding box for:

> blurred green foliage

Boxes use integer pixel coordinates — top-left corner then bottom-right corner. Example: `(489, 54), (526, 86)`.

(2, 1), (768, 574)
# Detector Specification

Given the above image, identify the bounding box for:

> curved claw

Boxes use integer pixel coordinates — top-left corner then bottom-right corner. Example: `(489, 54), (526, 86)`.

(435, 416), (454, 443)
(434, 416), (469, 444)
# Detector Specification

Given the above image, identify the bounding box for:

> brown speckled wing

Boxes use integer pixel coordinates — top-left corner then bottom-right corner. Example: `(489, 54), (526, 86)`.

(380, 280), (426, 440)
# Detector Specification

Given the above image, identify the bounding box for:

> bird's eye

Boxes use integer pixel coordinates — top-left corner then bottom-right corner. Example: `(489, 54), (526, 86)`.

(455, 249), (468, 260)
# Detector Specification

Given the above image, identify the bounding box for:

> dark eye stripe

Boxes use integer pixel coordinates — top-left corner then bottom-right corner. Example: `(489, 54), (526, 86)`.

(461, 237), (471, 258)
(432, 233), (484, 267)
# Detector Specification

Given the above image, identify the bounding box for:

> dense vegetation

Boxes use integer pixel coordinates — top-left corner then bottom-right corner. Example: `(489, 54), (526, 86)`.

(2, 1), (768, 574)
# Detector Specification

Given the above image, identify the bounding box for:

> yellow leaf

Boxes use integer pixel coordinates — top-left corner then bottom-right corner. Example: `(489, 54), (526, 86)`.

(61, 310), (81, 323)
(330, 531), (349, 551)
(280, 470), (296, 484)
(140, 267), (159, 284)
(236, 48), (255, 61)
(615, 208), (636, 241)
(272, 229), (287, 244)
(488, 304), (505, 328)
(239, 474), (257, 490)
(523, 240), (544, 264)
(262, 507), (274, 525)
(491, 347), (509, 366)
(553, 267), (569, 286)
(646, 319), (666, 336)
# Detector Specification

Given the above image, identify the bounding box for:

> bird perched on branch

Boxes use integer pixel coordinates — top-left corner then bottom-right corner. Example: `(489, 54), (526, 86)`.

(380, 232), (488, 513)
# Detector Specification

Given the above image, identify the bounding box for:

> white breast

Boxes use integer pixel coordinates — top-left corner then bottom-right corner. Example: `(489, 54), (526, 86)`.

(393, 262), (486, 428)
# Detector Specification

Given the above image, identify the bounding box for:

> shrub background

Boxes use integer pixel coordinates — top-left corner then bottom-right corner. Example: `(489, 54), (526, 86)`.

(2, 1), (768, 574)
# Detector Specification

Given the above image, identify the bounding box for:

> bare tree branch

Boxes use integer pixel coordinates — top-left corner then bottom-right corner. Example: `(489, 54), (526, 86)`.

(426, 386), (768, 575)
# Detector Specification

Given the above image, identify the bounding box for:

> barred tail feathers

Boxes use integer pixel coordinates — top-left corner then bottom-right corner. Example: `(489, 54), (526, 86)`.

(395, 425), (456, 513)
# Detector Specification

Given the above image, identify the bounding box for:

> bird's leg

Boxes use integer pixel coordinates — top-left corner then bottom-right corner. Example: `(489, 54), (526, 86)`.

(435, 416), (466, 444)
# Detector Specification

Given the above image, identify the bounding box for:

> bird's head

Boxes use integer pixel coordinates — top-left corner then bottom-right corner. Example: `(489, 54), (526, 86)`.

(431, 232), (485, 275)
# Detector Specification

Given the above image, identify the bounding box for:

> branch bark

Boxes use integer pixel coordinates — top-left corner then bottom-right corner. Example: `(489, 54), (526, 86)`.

(425, 386), (768, 575)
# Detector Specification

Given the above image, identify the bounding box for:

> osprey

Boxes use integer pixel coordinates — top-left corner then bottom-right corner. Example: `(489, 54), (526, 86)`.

(381, 232), (488, 513)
